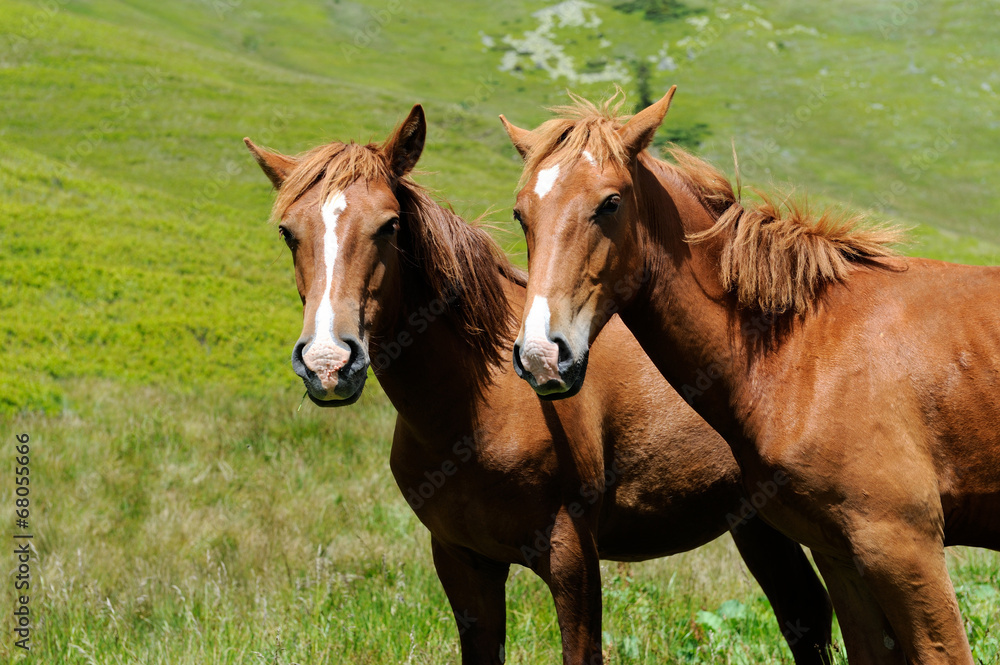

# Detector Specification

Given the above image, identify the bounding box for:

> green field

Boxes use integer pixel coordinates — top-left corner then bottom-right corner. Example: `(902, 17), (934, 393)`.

(2, 0), (999, 662)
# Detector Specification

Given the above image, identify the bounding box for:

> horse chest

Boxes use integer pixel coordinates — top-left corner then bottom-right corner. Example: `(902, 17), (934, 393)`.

(390, 437), (561, 552)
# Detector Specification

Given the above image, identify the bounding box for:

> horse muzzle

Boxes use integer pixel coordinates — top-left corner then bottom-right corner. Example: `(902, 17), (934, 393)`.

(513, 333), (589, 400)
(292, 335), (369, 407)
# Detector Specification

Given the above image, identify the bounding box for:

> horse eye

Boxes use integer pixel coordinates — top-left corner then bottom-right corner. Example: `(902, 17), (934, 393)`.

(375, 217), (399, 238)
(513, 209), (526, 232)
(598, 194), (621, 216)
(278, 226), (295, 245)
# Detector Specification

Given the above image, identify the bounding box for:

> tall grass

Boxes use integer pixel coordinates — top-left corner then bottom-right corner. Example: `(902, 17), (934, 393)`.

(2, 381), (998, 663)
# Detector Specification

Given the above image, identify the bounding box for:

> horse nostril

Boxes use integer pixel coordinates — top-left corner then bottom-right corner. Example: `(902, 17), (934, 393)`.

(512, 342), (526, 378)
(292, 339), (310, 378)
(342, 336), (366, 374)
(553, 336), (573, 371)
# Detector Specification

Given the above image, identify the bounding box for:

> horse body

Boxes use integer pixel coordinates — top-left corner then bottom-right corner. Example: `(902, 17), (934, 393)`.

(500, 89), (1000, 663)
(246, 106), (835, 664)
(366, 191), (833, 664)
(730, 258), (1000, 553)
(374, 225), (832, 665)
(383, 280), (745, 564)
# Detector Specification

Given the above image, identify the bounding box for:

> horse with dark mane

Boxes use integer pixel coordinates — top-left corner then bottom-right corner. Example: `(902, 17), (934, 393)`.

(500, 88), (1000, 664)
(245, 105), (834, 664)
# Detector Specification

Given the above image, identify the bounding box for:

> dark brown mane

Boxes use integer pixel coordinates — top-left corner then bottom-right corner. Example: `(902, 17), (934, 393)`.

(269, 142), (524, 369)
(394, 181), (525, 369)
(528, 93), (905, 315)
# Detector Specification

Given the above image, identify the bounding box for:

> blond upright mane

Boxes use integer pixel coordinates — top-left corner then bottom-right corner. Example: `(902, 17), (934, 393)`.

(670, 148), (904, 315)
(523, 91), (904, 316)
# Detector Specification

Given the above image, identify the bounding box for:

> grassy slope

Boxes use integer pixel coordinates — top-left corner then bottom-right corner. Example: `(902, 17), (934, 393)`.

(5, 382), (998, 663)
(2, 0), (999, 662)
(3, 0), (1000, 413)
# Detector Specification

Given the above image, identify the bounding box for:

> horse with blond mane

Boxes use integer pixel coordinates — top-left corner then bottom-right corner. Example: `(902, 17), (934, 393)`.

(245, 104), (836, 664)
(500, 88), (1000, 664)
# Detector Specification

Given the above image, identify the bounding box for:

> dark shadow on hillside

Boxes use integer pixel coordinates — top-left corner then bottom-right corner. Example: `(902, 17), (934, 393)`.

(613, 0), (702, 22)
(631, 60), (712, 152)
(653, 124), (711, 152)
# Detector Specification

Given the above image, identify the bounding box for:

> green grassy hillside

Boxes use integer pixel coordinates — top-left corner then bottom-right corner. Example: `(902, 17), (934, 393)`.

(2, 1), (999, 663)
(3, 0), (1000, 413)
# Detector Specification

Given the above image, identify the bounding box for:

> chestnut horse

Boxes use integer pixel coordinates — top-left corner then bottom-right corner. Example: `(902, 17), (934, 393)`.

(245, 105), (835, 664)
(499, 88), (1000, 664)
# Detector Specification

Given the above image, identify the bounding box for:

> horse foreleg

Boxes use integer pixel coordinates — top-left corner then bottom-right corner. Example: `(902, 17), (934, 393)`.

(432, 537), (511, 665)
(812, 551), (906, 665)
(730, 519), (834, 664)
(536, 506), (604, 665)
(848, 525), (974, 665)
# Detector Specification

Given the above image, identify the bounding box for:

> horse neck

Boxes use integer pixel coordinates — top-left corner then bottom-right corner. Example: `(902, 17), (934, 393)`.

(369, 301), (477, 444)
(620, 156), (750, 438)
(368, 234), (518, 446)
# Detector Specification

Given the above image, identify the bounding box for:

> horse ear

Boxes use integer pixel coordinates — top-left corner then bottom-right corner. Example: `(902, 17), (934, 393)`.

(499, 115), (537, 159)
(384, 104), (426, 177)
(244, 138), (296, 189)
(619, 86), (677, 157)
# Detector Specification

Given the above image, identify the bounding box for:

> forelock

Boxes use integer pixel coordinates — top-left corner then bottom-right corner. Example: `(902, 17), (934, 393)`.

(519, 91), (632, 189)
(270, 142), (392, 222)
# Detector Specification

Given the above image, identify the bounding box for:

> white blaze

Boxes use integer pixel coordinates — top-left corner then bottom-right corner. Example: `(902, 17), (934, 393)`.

(582, 150), (596, 166)
(534, 164), (560, 199)
(314, 191), (347, 344)
(523, 296), (551, 343)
